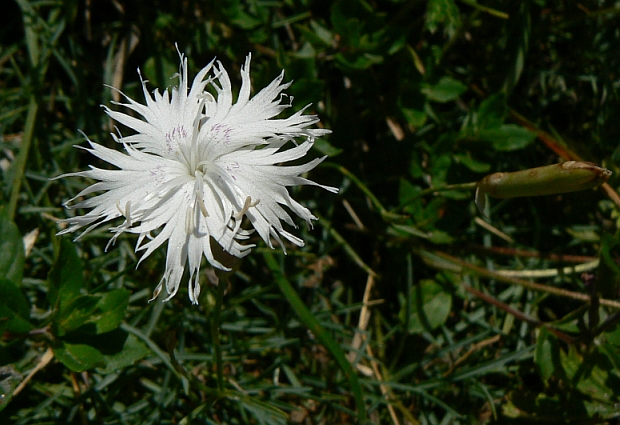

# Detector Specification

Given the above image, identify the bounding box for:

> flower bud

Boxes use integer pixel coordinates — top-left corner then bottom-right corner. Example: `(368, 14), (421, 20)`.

(476, 161), (611, 213)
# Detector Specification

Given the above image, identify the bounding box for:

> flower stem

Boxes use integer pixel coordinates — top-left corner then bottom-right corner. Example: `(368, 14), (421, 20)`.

(323, 162), (407, 223)
(416, 181), (478, 197)
(212, 276), (228, 392)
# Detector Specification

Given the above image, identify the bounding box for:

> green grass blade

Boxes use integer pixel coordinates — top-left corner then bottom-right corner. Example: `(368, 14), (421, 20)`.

(263, 252), (367, 423)
(8, 98), (38, 221)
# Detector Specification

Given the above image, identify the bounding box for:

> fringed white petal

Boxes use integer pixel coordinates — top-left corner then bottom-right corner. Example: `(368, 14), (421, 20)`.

(58, 51), (336, 304)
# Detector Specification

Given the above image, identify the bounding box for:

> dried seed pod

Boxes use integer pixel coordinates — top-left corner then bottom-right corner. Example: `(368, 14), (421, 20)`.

(475, 161), (611, 213)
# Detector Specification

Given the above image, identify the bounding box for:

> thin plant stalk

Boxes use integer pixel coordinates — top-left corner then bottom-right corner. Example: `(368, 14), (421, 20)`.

(430, 250), (620, 309)
(8, 97), (38, 221)
(212, 276), (228, 392)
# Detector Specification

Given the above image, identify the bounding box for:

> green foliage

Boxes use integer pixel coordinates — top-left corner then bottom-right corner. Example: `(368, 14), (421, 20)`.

(46, 240), (147, 372)
(421, 76), (467, 103)
(426, 0), (461, 37)
(597, 232), (620, 299)
(47, 238), (85, 320)
(534, 327), (562, 382)
(399, 279), (452, 333)
(0, 279), (33, 335)
(0, 207), (25, 285)
(0, 365), (22, 413)
(3, 0), (620, 423)
(514, 337), (620, 420)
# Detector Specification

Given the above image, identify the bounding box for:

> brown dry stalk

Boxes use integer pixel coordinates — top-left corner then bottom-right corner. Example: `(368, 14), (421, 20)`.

(13, 347), (54, 396)
(443, 333), (502, 377)
(345, 273), (404, 425)
(467, 244), (597, 264)
(461, 285), (576, 344)
(432, 251), (620, 310)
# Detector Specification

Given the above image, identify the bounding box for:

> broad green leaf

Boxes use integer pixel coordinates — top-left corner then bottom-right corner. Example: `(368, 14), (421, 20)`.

(561, 346), (620, 410)
(534, 327), (562, 381)
(48, 238), (84, 309)
(398, 178), (422, 215)
(331, 0), (374, 46)
(53, 340), (105, 372)
(425, 0), (461, 38)
(0, 206), (24, 285)
(409, 151), (425, 179)
(87, 289), (130, 334)
(428, 230), (455, 244)
(454, 153), (491, 173)
(429, 151), (453, 186)
(421, 77), (467, 103)
(335, 52), (383, 70)
(57, 289), (130, 336)
(300, 21), (334, 48)
(0, 278), (33, 334)
(98, 333), (149, 374)
(477, 92), (507, 129)
(57, 295), (100, 336)
(402, 107), (427, 128)
(55, 328), (144, 373)
(222, 0), (262, 30)
(399, 279), (452, 333)
(478, 125), (536, 151)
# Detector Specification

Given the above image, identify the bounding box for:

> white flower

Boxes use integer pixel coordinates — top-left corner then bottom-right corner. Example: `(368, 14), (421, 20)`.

(59, 52), (337, 304)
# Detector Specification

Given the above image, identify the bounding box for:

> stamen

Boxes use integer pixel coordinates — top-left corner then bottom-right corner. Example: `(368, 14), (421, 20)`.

(198, 197), (209, 217)
(125, 201), (132, 227)
(185, 207), (194, 234)
(194, 171), (209, 217)
(116, 200), (132, 227)
(234, 196), (260, 220)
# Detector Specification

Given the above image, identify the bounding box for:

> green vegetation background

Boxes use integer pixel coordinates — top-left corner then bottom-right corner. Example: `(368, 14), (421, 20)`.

(2, 0), (620, 423)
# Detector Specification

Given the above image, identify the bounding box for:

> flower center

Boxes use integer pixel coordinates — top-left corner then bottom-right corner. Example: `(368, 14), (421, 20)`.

(193, 170), (209, 218)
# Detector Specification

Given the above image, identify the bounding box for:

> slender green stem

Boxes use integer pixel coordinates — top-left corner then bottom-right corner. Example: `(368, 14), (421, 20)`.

(458, 0), (509, 19)
(264, 252), (367, 423)
(396, 181), (478, 215)
(212, 276), (228, 392)
(322, 162), (406, 223)
(11, 0), (44, 221)
(316, 212), (378, 277)
(323, 162), (384, 211)
(416, 181), (478, 197)
(324, 162), (477, 222)
(8, 98), (38, 221)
